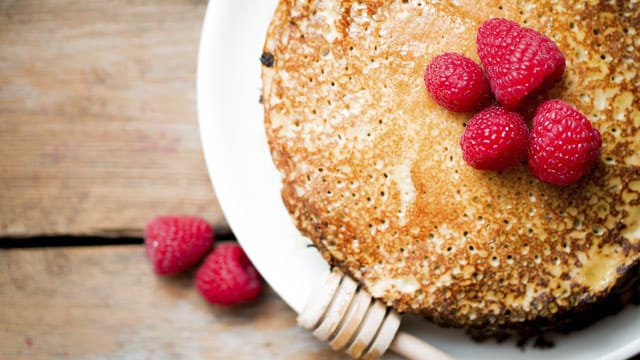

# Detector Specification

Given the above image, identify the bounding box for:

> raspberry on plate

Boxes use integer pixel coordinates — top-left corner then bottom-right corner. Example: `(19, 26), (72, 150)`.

(528, 100), (602, 186)
(460, 105), (529, 171)
(144, 216), (214, 275)
(477, 18), (565, 109)
(424, 52), (492, 113)
(195, 242), (262, 306)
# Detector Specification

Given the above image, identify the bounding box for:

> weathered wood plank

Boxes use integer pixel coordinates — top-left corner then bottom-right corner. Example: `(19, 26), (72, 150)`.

(0, 0), (227, 238)
(0, 246), (353, 359)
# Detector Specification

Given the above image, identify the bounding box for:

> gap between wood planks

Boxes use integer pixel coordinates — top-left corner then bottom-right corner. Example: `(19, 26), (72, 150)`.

(0, 233), (237, 249)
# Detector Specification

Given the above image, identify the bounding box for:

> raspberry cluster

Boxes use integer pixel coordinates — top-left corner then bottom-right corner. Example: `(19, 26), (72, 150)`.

(144, 216), (262, 306)
(424, 18), (601, 186)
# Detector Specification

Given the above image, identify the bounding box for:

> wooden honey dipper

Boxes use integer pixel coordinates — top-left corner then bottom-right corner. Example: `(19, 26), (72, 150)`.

(298, 268), (455, 360)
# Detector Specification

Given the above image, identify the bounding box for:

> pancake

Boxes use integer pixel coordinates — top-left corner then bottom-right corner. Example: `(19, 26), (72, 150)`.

(261, 0), (640, 335)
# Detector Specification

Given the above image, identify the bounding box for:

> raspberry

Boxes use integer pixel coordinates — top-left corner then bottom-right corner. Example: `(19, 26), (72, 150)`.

(424, 52), (492, 113)
(528, 100), (602, 186)
(144, 216), (214, 275)
(195, 242), (262, 306)
(460, 105), (529, 171)
(477, 18), (566, 109)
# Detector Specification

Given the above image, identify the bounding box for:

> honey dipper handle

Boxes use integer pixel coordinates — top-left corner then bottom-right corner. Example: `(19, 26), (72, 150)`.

(390, 331), (455, 360)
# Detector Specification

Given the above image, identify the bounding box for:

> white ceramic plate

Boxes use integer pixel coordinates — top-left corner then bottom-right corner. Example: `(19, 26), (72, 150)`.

(196, 2), (640, 359)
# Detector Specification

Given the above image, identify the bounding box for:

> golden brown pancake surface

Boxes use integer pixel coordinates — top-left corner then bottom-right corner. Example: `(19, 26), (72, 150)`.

(261, 0), (640, 331)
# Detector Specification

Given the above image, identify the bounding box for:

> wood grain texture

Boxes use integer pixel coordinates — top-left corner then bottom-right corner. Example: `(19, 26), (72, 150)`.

(0, 245), (356, 360)
(0, 0), (227, 237)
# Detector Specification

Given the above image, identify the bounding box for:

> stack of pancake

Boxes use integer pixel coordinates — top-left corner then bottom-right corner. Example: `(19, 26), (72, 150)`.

(261, 0), (640, 337)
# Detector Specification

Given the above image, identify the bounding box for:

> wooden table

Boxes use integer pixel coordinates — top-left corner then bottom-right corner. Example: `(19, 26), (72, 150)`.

(1, 2), (637, 360)
(0, 1), (353, 358)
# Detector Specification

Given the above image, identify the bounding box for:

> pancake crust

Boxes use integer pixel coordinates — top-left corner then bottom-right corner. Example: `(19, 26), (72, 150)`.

(262, 0), (640, 332)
